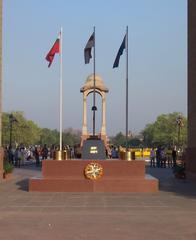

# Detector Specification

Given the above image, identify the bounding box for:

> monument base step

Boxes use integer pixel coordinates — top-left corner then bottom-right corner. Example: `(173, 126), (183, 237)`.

(29, 175), (158, 192)
(29, 160), (159, 192)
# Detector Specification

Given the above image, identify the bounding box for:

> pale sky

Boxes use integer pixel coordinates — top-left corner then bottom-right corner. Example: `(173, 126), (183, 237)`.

(3, 0), (187, 136)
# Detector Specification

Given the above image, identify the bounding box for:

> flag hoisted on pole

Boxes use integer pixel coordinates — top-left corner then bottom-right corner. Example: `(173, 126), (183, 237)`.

(113, 26), (129, 158)
(45, 28), (63, 152)
(84, 32), (95, 64)
(113, 35), (126, 68)
(84, 27), (97, 136)
(45, 33), (60, 67)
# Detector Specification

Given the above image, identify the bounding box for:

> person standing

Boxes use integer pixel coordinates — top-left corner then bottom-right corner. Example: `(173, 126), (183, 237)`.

(14, 147), (21, 167)
(150, 148), (156, 167)
(34, 147), (40, 166)
(160, 147), (166, 168)
(42, 144), (48, 160)
(166, 147), (172, 168)
(20, 147), (25, 166)
(172, 146), (177, 167)
(8, 146), (14, 164)
(156, 146), (161, 168)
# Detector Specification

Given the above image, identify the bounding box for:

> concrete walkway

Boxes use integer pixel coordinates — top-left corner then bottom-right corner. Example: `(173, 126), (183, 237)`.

(0, 163), (196, 240)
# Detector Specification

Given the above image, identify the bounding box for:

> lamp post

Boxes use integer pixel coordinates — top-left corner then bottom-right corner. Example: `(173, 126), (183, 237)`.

(9, 114), (17, 148)
(176, 115), (183, 150)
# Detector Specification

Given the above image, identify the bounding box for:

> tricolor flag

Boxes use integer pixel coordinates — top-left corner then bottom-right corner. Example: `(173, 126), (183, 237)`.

(84, 33), (95, 64)
(113, 35), (126, 68)
(45, 32), (61, 67)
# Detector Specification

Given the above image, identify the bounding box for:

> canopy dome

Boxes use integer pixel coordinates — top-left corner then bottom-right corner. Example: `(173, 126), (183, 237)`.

(80, 74), (109, 92)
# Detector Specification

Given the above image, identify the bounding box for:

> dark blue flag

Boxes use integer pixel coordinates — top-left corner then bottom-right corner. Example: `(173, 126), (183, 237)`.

(113, 35), (126, 68)
(84, 33), (95, 64)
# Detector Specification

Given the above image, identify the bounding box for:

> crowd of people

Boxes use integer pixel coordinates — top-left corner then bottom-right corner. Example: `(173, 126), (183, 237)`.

(149, 146), (180, 168)
(4, 143), (185, 171)
(4, 144), (77, 167)
(4, 144), (52, 167)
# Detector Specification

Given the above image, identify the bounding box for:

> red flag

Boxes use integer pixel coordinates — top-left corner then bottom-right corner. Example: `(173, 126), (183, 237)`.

(45, 32), (60, 67)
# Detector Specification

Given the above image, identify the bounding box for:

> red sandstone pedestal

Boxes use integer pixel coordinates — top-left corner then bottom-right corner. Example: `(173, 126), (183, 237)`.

(29, 160), (158, 192)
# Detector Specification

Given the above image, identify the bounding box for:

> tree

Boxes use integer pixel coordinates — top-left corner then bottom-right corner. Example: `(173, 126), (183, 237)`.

(110, 132), (126, 146)
(39, 128), (59, 146)
(2, 111), (41, 147)
(1, 112), (82, 148)
(63, 128), (81, 146)
(127, 138), (142, 147)
(142, 123), (154, 146)
(142, 112), (187, 147)
(39, 128), (81, 147)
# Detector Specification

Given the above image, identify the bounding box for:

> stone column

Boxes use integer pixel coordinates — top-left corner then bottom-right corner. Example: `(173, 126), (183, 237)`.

(82, 93), (88, 135)
(0, 0), (3, 180)
(187, 0), (196, 179)
(101, 93), (106, 135)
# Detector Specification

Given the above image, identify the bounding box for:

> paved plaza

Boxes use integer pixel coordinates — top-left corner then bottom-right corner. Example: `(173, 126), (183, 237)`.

(0, 163), (196, 240)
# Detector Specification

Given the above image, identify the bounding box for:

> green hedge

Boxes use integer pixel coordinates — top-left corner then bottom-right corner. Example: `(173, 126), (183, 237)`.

(3, 161), (14, 174)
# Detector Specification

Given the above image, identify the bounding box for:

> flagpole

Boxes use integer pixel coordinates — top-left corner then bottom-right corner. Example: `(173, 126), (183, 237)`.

(92, 26), (96, 136)
(125, 26), (129, 157)
(60, 27), (63, 152)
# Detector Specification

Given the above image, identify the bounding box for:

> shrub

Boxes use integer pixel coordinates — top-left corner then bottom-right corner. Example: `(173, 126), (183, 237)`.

(3, 161), (14, 174)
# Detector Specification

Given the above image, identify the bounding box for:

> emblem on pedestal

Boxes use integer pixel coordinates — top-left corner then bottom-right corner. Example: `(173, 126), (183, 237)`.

(84, 162), (103, 180)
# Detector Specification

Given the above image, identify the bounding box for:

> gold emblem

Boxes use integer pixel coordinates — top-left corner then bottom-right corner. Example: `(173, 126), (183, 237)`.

(84, 162), (103, 180)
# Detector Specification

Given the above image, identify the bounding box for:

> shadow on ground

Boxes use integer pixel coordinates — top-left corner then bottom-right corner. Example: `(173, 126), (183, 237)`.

(13, 163), (42, 192)
(146, 165), (196, 199)
(16, 178), (29, 191)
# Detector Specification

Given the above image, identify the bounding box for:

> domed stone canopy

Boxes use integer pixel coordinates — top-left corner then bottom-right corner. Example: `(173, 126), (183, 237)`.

(80, 74), (109, 93)
(80, 74), (109, 147)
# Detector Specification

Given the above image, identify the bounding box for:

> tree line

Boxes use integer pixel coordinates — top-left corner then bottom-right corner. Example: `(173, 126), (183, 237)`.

(109, 112), (187, 148)
(1, 111), (187, 148)
(2, 111), (81, 147)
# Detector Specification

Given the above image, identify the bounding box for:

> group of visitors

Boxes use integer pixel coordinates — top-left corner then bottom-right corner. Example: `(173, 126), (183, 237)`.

(4, 144), (50, 167)
(106, 145), (119, 159)
(4, 143), (183, 170)
(150, 146), (178, 168)
(4, 144), (77, 167)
